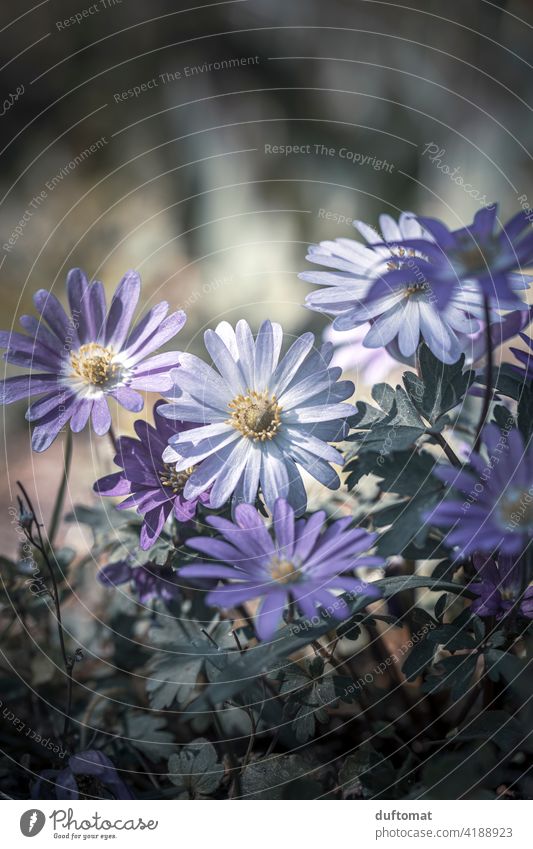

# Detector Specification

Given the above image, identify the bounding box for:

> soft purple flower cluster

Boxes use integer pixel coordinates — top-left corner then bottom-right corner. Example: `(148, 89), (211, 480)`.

(3, 198), (533, 643)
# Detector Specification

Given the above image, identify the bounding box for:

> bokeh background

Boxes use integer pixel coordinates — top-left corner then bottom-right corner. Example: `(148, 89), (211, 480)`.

(2, 0), (533, 554)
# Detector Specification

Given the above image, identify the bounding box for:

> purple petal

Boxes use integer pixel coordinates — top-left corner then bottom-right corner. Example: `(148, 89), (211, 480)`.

(140, 503), (172, 549)
(0, 374), (62, 404)
(272, 498), (295, 556)
(124, 310), (186, 364)
(97, 561), (133, 586)
(31, 395), (77, 452)
(104, 271), (141, 349)
(67, 268), (95, 344)
(33, 289), (76, 346)
(255, 589), (287, 641)
(94, 471), (131, 497)
(91, 398), (112, 435)
(111, 386), (144, 412)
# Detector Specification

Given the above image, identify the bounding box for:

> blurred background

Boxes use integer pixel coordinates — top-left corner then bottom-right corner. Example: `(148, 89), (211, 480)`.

(1, 0), (533, 552)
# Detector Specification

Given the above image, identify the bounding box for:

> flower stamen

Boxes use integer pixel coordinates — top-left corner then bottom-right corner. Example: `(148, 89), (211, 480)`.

(227, 390), (282, 441)
(270, 556), (300, 584)
(159, 464), (195, 494)
(70, 343), (117, 387)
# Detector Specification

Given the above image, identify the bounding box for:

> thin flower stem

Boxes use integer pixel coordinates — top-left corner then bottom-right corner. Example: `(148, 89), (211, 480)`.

(473, 296), (493, 453)
(16, 481), (76, 750)
(48, 428), (73, 549)
(107, 424), (118, 454)
(428, 430), (463, 468)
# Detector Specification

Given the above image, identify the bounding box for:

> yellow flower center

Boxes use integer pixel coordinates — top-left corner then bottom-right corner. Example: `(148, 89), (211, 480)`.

(70, 343), (117, 386)
(227, 390), (282, 441)
(404, 281), (430, 297)
(386, 246), (416, 272)
(159, 464), (195, 494)
(270, 557), (300, 584)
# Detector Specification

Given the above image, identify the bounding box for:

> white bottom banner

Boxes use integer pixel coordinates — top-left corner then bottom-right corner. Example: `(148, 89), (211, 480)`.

(2, 799), (531, 848)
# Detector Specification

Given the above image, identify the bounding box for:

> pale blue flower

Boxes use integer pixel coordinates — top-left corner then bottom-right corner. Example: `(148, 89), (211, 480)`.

(159, 320), (355, 514)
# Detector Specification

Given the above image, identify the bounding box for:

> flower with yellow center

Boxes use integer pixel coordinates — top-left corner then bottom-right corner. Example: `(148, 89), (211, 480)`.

(70, 343), (118, 387)
(160, 319), (355, 513)
(159, 464), (196, 494)
(269, 556), (301, 584)
(301, 211), (488, 364)
(227, 390), (282, 441)
(0, 267), (186, 452)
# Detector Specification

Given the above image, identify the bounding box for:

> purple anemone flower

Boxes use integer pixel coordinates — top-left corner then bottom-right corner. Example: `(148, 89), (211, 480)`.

(179, 498), (383, 641)
(97, 560), (181, 608)
(0, 268), (186, 451)
(427, 425), (533, 557)
(368, 205), (533, 311)
(94, 402), (210, 550)
(300, 212), (494, 364)
(159, 320), (355, 516)
(32, 750), (134, 800)
(469, 554), (533, 620)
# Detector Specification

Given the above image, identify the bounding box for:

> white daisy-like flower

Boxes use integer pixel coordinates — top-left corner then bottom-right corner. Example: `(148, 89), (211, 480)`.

(299, 212), (491, 364)
(159, 320), (356, 514)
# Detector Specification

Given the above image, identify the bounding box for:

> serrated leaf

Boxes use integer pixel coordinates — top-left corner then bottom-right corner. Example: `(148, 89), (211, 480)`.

(146, 620), (236, 709)
(167, 738), (223, 798)
(126, 712), (175, 762)
(241, 755), (316, 799)
(404, 344), (475, 425)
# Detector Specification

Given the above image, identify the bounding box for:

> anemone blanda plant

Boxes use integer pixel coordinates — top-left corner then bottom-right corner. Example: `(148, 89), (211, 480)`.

(427, 424), (533, 558)
(300, 211), (497, 364)
(0, 269), (186, 451)
(364, 205), (533, 311)
(179, 497), (383, 641)
(94, 401), (210, 550)
(159, 320), (355, 515)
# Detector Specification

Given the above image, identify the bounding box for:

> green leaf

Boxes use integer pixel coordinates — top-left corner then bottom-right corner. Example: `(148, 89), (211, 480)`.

(347, 448), (437, 497)
(191, 576), (473, 708)
(146, 620), (236, 709)
(479, 362), (526, 401)
(372, 490), (441, 556)
(279, 658), (337, 742)
(126, 712), (175, 763)
(167, 738), (223, 798)
(423, 654), (478, 701)
(403, 345), (475, 425)
(241, 754), (318, 799)
(402, 638), (437, 681)
(338, 744), (396, 799)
